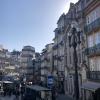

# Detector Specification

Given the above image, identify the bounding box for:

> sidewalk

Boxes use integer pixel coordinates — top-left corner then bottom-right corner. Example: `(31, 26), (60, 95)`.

(56, 94), (74, 100)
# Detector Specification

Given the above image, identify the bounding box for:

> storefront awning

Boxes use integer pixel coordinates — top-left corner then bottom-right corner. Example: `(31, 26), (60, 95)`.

(81, 81), (100, 92)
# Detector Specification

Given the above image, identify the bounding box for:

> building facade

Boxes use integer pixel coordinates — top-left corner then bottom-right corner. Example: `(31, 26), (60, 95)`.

(40, 43), (54, 86)
(10, 50), (20, 67)
(82, 0), (100, 100)
(20, 46), (35, 82)
(53, 1), (87, 98)
(53, 13), (66, 93)
(33, 52), (41, 84)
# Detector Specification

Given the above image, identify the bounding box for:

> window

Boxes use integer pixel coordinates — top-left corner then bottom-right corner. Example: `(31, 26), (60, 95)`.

(89, 58), (95, 71)
(86, 16), (90, 25)
(89, 57), (100, 71)
(88, 35), (94, 47)
(95, 32), (100, 45)
(95, 6), (100, 19)
(78, 53), (81, 64)
(86, 6), (100, 25)
(70, 54), (71, 64)
(96, 57), (100, 71)
(85, 0), (91, 3)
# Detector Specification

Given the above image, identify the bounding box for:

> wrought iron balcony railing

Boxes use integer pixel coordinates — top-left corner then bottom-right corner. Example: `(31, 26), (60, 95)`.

(53, 44), (58, 50)
(84, 18), (100, 34)
(87, 71), (100, 81)
(85, 43), (100, 56)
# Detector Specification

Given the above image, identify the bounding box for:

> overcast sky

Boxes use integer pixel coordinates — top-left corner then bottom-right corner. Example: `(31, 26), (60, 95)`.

(0, 0), (78, 52)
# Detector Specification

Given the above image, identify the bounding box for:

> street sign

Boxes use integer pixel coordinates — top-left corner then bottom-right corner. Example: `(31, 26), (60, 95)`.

(47, 75), (53, 88)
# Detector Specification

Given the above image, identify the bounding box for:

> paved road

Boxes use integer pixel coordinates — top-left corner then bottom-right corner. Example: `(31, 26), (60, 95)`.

(0, 94), (73, 100)
(56, 94), (74, 100)
(0, 95), (21, 100)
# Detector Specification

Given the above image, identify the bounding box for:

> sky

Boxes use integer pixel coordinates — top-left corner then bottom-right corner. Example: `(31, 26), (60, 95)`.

(0, 0), (78, 52)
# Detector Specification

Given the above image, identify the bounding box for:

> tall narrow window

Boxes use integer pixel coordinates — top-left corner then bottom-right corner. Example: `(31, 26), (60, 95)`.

(88, 35), (94, 47)
(70, 53), (71, 64)
(96, 57), (100, 71)
(89, 58), (95, 71)
(95, 32), (100, 45)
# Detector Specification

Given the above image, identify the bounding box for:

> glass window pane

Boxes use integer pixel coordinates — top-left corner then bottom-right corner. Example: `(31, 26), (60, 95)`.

(88, 35), (94, 47)
(95, 32), (100, 44)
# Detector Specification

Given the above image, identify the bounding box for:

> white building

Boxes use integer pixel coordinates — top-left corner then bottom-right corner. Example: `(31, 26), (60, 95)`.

(20, 46), (35, 82)
(53, 13), (66, 93)
(40, 43), (54, 86)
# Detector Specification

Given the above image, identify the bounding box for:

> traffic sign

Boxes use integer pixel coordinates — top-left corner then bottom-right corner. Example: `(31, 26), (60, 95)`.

(47, 75), (53, 88)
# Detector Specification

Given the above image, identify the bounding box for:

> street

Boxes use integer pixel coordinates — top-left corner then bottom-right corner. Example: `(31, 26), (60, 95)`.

(0, 94), (73, 100)
(56, 94), (73, 100)
(0, 95), (15, 100)
(0, 95), (21, 100)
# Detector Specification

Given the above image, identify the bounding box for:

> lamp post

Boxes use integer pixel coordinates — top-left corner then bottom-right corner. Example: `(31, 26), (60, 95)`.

(68, 21), (81, 100)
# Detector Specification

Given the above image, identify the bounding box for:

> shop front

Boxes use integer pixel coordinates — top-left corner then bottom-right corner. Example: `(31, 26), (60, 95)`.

(81, 81), (100, 100)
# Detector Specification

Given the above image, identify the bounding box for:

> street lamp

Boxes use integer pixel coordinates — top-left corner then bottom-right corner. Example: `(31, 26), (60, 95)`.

(68, 21), (81, 100)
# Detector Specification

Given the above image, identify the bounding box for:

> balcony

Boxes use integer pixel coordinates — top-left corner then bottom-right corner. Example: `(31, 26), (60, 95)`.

(84, 18), (100, 34)
(59, 41), (64, 46)
(85, 43), (100, 56)
(76, 10), (83, 19)
(53, 44), (58, 50)
(53, 55), (62, 61)
(87, 71), (100, 81)
(43, 58), (50, 62)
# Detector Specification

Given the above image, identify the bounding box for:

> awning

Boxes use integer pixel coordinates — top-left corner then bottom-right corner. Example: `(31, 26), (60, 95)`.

(3, 81), (13, 84)
(81, 81), (100, 92)
(26, 85), (51, 91)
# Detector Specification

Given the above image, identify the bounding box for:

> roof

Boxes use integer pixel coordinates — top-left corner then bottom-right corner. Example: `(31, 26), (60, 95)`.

(3, 81), (13, 84)
(26, 85), (51, 91)
(81, 81), (100, 92)
(5, 66), (15, 70)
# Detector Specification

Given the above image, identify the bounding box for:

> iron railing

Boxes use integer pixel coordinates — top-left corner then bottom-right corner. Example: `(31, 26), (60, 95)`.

(84, 18), (100, 34)
(87, 71), (100, 81)
(85, 43), (100, 55)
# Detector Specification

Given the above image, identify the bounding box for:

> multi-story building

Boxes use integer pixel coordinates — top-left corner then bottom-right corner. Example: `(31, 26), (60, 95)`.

(0, 45), (12, 80)
(40, 43), (54, 86)
(33, 52), (41, 84)
(0, 46), (7, 80)
(62, 1), (88, 99)
(10, 50), (20, 67)
(0, 46), (11, 69)
(53, 1), (87, 98)
(53, 13), (66, 93)
(20, 46), (35, 82)
(82, 0), (100, 100)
